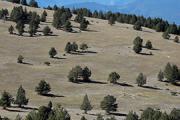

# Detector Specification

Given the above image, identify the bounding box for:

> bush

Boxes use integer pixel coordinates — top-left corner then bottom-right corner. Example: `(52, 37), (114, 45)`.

(35, 80), (51, 95)
(108, 72), (120, 84)
(145, 40), (153, 49)
(17, 55), (24, 64)
(174, 36), (179, 43)
(43, 26), (52, 36)
(44, 61), (50, 66)
(49, 47), (57, 58)
(136, 73), (146, 87)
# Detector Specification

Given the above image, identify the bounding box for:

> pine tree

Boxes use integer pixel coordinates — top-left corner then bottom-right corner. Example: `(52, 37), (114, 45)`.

(49, 47), (57, 58)
(81, 116), (87, 120)
(16, 21), (25, 36)
(35, 80), (51, 95)
(162, 31), (170, 39)
(145, 40), (153, 49)
(41, 12), (46, 22)
(80, 18), (88, 31)
(14, 85), (28, 107)
(82, 67), (91, 82)
(133, 21), (142, 31)
(63, 21), (72, 32)
(108, 15), (115, 25)
(0, 91), (13, 109)
(158, 70), (164, 81)
(163, 63), (176, 83)
(80, 94), (92, 114)
(100, 95), (118, 114)
(8, 25), (14, 34)
(17, 55), (24, 64)
(65, 42), (72, 53)
(169, 108), (180, 120)
(72, 42), (78, 52)
(136, 73), (146, 87)
(68, 66), (83, 83)
(108, 72), (120, 84)
(80, 43), (88, 52)
(125, 111), (138, 120)
(174, 36), (179, 43)
(43, 26), (52, 36)
(133, 36), (143, 54)
(48, 101), (52, 109)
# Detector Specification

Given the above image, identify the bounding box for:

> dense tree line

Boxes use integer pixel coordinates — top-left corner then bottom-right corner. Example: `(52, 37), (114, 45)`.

(6, 0), (38, 7)
(72, 8), (180, 35)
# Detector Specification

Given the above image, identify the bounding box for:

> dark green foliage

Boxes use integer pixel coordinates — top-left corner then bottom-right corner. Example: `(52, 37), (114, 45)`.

(100, 95), (118, 114)
(43, 26), (52, 36)
(72, 42), (78, 52)
(133, 21), (142, 31)
(65, 42), (72, 53)
(0, 91), (13, 109)
(163, 63), (180, 84)
(158, 70), (164, 81)
(81, 116), (87, 120)
(145, 40), (153, 49)
(8, 25), (14, 34)
(108, 72), (120, 84)
(49, 47), (57, 58)
(162, 32), (170, 39)
(29, 0), (38, 8)
(17, 55), (24, 63)
(133, 36), (143, 54)
(125, 111), (138, 120)
(174, 36), (179, 43)
(68, 66), (83, 83)
(0, 9), (8, 19)
(14, 85), (28, 107)
(74, 13), (84, 23)
(96, 114), (104, 120)
(48, 101), (53, 109)
(108, 15), (115, 25)
(16, 21), (25, 36)
(169, 108), (180, 120)
(35, 80), (51, 95)
(80, 43), (88, 52)
(63, 21), (72, 32)
(80, 18), (89, 31)
(136, 73), (146, 87)
(80, 94), (92, 114)
(82, 67), (91, 82)
(41, 12), (46, 22)
(65, 42), (78, 53)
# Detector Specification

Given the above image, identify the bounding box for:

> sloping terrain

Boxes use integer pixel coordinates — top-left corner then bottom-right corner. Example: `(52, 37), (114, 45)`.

(0, 1), (180, 120)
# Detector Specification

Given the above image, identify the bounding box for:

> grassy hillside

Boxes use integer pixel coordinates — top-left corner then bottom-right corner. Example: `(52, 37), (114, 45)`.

(0, 1), (180, 120)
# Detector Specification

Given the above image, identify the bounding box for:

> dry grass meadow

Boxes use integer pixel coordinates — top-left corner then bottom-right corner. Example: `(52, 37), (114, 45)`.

(0, 1), (180, 119)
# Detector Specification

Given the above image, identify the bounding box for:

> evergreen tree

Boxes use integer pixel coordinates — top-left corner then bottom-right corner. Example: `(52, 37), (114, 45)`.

(29, 0), (38, 8)
(158, 70), (164, 81)
(16, 21), (25, 36)
(65, 42), (72, 53)
(125, 111), (138, 120)
(174, 36), (179, 43)
(17, 55), (24, 64)
(100, 95), (118, 114)
(133, 21), (142, 31)
(108, 72), (120, 84)
(80, 43), (88, 52)
(82, 67), (91, 82)
(0, 91), (13, 109)
(133, 36), (143, 54)
(35, 80), (51, 95)
(43, 26), (52, 36)
(145, 40), (153, 49)
(80, 18), (88, 31)
(14, 85), (28, 107)
(72, 42), (78, 52)
(108, 15), (115, 25)
(81, 116), (87, 120)
(74, 13), (84, 23)
(140, 107), (156, 120)
(63, 21), (72, 32)
(8, 25), (14, 34)
(162, 31), (170, 39)
(136, 73), (146, 87)
(49, 47), (57, 58)
(169, 108), (180, 120)
(68, 66), (83, 83)
(96, 114), (104, 120)
(48, 101), (52, 109)
(80, 94), (92, 114)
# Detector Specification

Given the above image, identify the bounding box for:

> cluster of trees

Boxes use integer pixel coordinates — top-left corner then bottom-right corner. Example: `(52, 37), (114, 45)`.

(133, 36), (153, 54)
(65, 42), (88, 53)
(0, 8), (8, 20)
(0, 86), (28, 109)
(158, 63), (180, 84)
(74, 11), (89, 30)
(8, 6), (51, 36)
(72, 8), (180, 35)
(162, 32), (179, 43)
(126, 107), (180, 120)
(68, 66), (91, 83)
(6, 0), (38, 7)
(52, 7), (73, 32)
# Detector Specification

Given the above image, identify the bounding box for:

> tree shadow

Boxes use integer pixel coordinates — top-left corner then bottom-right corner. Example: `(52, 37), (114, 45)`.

(151, 48), (160, 51)
(142, 86), (161, 90)
(22, 62), (33, 65)
(116, 82), (134, 87)
(110, 112), (127, 117)
(53, 57), (67, 59)
(80, 80), (107, 84)
(42, 93), (65, 98)
(5, 108), (27, 112)
(84, 29), (98, 32)
(11, 106), (38, 110)
(79, 51), (98, 54)
(139, 52), (153, 56)
(70, 52), (84, 55)
(142, 30), (153, 33)
(173, 82), (180, 86)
